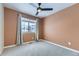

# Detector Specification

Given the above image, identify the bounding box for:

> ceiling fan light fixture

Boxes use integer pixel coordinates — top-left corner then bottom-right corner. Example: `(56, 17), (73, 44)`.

(34, 3), (53, 15)
(37, 9), (41, 12)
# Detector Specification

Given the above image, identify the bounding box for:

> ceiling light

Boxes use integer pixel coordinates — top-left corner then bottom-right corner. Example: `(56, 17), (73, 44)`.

(37, 9), (41, 12)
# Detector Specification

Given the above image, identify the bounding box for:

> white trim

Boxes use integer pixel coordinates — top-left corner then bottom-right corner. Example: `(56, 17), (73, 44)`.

(23, 41), (35, 44)
(4, 40), (79, 53)
(35, 18), (39, 41)
(21, 17), (36, 22)
(4, 41), (35, 48)
(42, 40), (79, 53)
(4, 45), (16, 48)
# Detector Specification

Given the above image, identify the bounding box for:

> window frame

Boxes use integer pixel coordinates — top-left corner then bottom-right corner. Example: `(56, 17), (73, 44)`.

(21, 17), (36, 33)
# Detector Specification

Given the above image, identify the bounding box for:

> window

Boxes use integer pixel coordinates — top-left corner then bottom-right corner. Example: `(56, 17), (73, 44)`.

(21, 17), (36, 33)
(29, 22), (36, 32)
(21, 21), (28, 32)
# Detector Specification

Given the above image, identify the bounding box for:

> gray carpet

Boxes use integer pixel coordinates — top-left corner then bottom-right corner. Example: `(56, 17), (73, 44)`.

(1, 41), (79, 56)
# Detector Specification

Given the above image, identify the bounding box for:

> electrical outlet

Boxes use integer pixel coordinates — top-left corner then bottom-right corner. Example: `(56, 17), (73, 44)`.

(68, 42), (71, 45)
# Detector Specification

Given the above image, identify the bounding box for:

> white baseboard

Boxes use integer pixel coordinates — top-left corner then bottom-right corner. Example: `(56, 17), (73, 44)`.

(42, 40), (79, 53)
(4, 40), (79, 53)
(4, 41), (35, 48)
(4, 45), (16, 49)
(23, 41), (35, 44)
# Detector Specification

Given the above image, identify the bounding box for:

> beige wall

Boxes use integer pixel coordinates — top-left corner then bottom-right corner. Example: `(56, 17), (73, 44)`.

(39, 19), (44, 39)
(4, 7), (18, 46)
(23, 32), (35, 42)
(0, 4), (4, 54)
(4, 7), (41, 46)
(43, 4), (79, 51)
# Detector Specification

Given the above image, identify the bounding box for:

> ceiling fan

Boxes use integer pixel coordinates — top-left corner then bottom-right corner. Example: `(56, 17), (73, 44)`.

(30, 3), (53, 15)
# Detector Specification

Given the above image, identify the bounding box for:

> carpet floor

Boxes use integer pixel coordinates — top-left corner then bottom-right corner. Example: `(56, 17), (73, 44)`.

(1, 41), (79, 56)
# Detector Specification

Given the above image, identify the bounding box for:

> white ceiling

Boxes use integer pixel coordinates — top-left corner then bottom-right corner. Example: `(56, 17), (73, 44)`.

(3, 3), (75, 18)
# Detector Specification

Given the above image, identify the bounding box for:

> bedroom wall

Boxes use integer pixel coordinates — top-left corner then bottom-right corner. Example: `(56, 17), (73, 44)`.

(23, 32), (35, 42)
(4, 7), (18, 46)
(4, 7), (42, 46)
(43, 4), (79, 51)
(0, 4), (4, 54)
(39, 19), (44, 39)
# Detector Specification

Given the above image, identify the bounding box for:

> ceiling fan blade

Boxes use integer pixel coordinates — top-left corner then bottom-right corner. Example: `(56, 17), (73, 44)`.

(41, 8), (53, 11)
(36, 12), (39, 15)
(29, 3), (37, 8)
